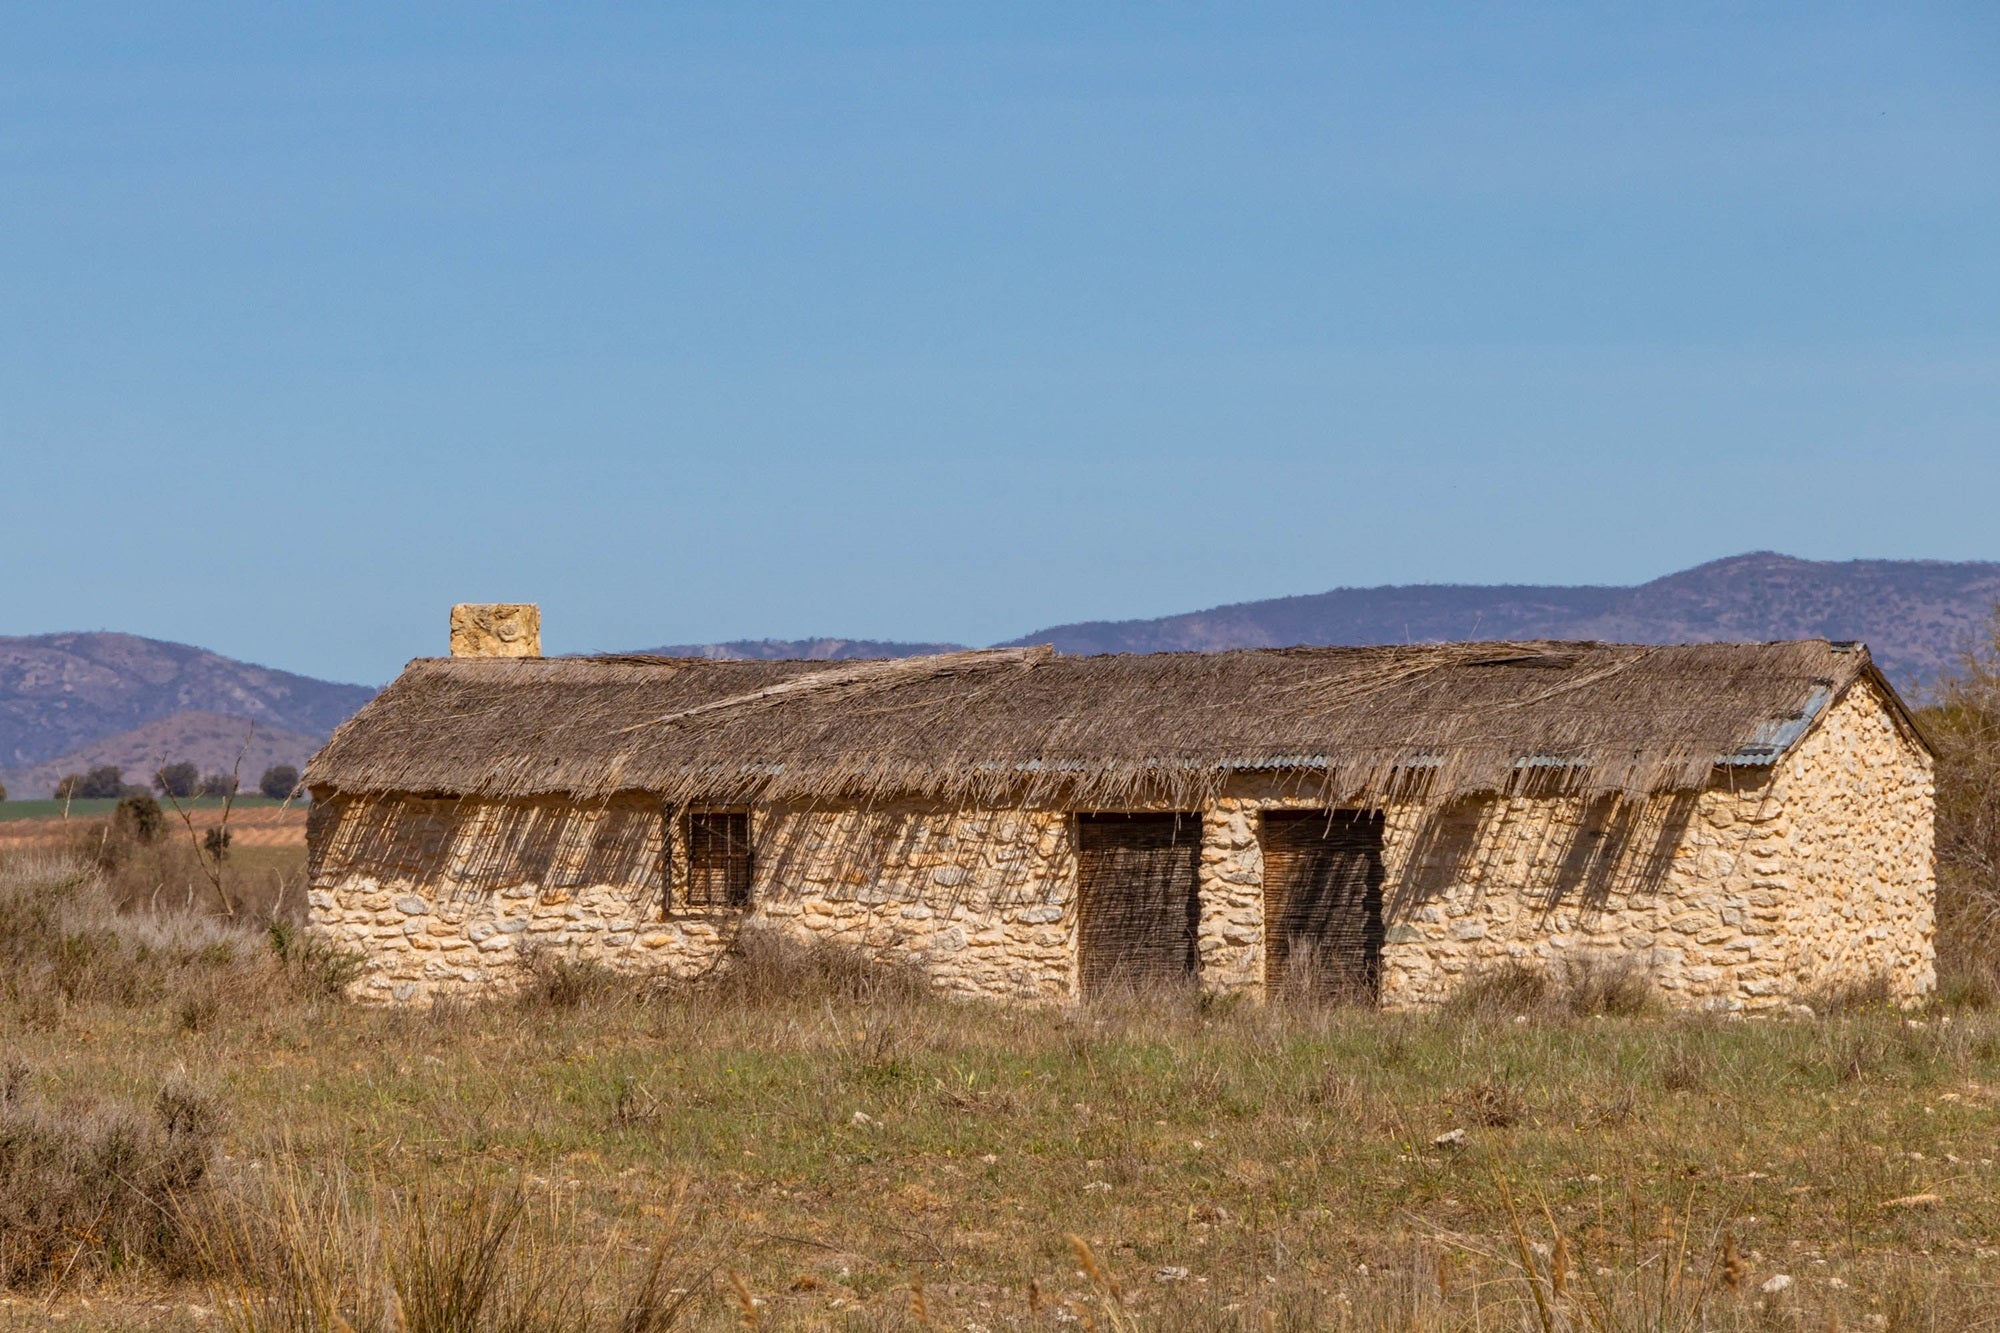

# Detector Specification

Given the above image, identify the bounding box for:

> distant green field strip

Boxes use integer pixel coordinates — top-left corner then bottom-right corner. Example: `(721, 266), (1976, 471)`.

(0, 796), (296, 823)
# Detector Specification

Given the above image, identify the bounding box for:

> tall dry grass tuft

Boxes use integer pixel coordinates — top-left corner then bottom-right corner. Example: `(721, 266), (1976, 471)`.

(199, 1161), (707, 1333)
(1065, 1234), (1134, 1333)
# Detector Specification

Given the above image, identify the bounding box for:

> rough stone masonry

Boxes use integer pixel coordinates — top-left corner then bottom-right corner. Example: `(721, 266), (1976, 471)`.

(309, 676), (1932, 1011)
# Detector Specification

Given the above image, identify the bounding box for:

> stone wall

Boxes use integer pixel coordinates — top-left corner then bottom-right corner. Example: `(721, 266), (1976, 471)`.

(1772, 677), (1935, 1002)
(311, 800), (1075, 1004)
(309, 682), (1934, 1009)
(736, 807), (1076, 1001)
(1338, 679), (1932, 1011)
(1112, 679), (1933, 1012)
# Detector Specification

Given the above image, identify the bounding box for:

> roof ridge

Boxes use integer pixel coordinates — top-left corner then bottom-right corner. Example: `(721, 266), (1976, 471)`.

(613, 645), (1054, 734)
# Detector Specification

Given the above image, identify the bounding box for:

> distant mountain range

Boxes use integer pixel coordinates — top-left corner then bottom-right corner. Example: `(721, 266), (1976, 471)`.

(0, 633), (377, 796)
(649, 553), (2000, 695)
(997, 553), (2000, 690)
(5, 554), (1996, 797)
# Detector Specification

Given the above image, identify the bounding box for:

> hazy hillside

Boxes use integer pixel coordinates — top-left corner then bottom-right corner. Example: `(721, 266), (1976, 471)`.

(0, 633), (376, 771)
(997, 553), (2000, 694)
(6, 555), (1994, 779)
(626, 637), (966, 661)
(0, 710), (326, 799)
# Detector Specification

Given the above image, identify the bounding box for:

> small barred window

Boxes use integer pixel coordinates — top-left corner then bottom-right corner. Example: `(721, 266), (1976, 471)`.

(682, 811), (752, 910)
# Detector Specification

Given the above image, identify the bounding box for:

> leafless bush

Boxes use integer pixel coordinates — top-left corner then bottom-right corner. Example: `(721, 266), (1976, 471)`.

(0, 1067), (222, 1289)
(51, 815), (277, 921)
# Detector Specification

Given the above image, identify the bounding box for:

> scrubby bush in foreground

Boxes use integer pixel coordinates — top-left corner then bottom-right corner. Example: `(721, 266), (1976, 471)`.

(0, 1065), (221, 1289)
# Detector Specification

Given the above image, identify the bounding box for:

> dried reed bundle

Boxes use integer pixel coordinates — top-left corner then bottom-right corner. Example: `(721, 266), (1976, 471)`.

(307, 640), (1907, 814)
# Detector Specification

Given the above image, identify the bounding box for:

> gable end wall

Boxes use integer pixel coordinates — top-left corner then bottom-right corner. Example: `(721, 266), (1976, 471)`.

(1767, 676), (1935, 1001)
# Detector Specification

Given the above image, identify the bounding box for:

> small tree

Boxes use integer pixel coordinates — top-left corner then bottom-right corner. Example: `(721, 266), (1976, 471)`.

(0, 778), (7, 802)
(114, 792), (165, 843)
(77, 766), (126, 799)
(259, 765), (301, 801)
(153, 762), (199, 799)
(1924, 613), (2000, 982)
(53, 774), (83, 801)
(197, 772), (237, 798)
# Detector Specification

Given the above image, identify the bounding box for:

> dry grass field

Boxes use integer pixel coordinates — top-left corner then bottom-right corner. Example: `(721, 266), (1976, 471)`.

(3, 842), (1999, 1332)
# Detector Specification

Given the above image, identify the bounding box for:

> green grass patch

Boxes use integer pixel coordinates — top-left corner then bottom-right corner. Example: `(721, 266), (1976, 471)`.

(0, 796), (295, 823)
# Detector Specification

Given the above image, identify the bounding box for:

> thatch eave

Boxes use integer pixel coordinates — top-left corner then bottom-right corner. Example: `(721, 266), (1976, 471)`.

(304, 640), (1893, 810)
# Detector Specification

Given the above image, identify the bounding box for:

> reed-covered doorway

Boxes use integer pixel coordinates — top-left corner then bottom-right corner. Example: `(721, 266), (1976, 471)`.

(1075, 813), (1202, 999)
(1260, 810), (1386, 1002)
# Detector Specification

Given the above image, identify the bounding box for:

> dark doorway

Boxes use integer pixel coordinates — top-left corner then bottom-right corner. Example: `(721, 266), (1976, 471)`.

(1075, 813), (1202, 999)
(1260, 810), (1385, 1003)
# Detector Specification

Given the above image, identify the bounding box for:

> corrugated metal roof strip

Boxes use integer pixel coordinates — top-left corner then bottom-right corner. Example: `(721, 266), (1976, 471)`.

(1716, 681), (1834, 767)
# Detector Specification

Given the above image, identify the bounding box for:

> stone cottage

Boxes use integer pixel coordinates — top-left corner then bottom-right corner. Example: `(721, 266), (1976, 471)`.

(303, 607), (1935, 1010)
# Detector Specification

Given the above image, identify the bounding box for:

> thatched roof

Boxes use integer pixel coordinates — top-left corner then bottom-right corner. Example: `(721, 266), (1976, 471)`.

(304, 640), (1913, 810)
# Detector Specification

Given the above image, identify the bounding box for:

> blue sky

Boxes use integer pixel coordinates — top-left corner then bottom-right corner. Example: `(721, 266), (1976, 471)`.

(3, 4), (1996, 684)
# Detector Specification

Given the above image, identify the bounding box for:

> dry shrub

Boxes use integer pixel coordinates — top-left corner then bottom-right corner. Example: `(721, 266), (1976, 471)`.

(1792, 1023), (1903, 1085)
(0, 854), (272, 1014)
(1936, 954), (2000, 1011)
(1443, 961), (1549, 1018)
(1558, 953), (1653, 1017)
(1923, 612), (2000, 980)
(704, 925), (932, 1008)
(0, 1064), (222, 1289)
(267, 920), (367, 1001)
(1443, 955), (1653, 1020)
(517, 945), (637, 1011)
(0, 854), (352, 1026)
(1801, 972), (1897, 1017)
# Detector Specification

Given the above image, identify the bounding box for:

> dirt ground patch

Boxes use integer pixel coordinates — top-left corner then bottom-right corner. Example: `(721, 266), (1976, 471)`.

(0, 803), (306, 851)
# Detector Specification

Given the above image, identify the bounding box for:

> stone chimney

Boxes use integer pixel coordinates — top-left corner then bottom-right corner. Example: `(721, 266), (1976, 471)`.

(450, 604), (542, 658)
